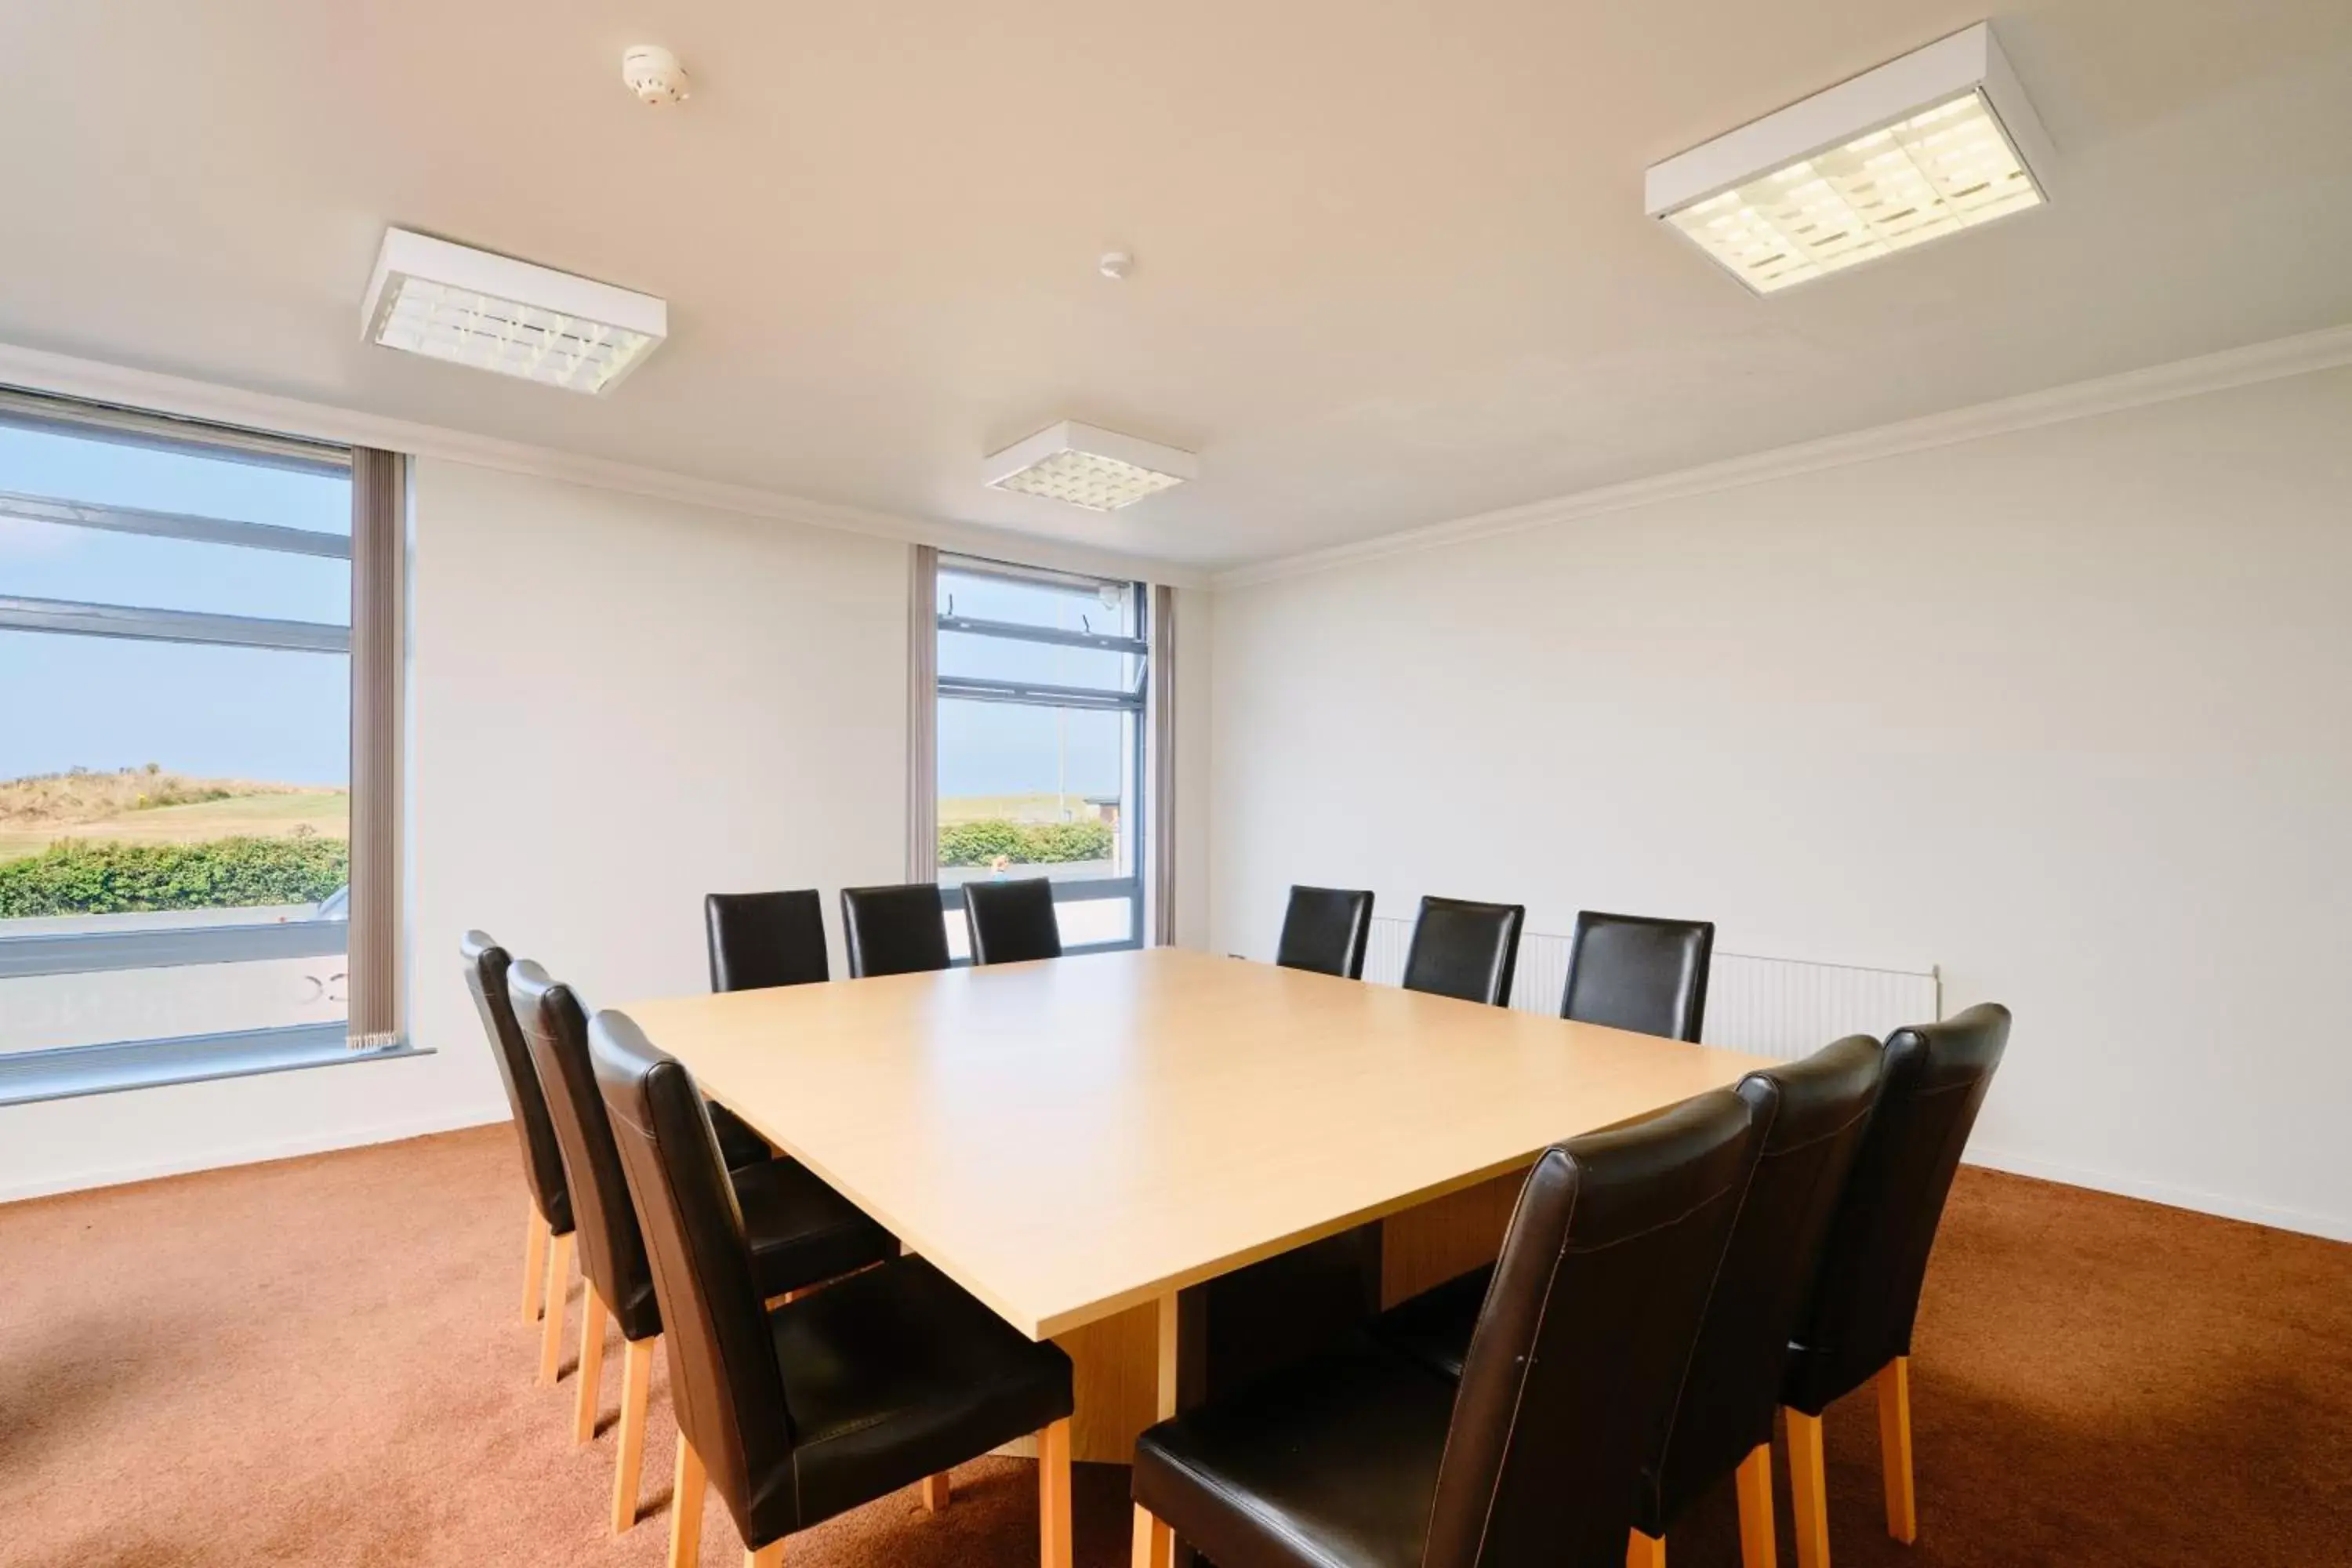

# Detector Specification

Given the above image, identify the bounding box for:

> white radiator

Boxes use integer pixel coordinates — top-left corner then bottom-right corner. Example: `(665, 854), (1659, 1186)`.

(1358, 916), (1939, 1059)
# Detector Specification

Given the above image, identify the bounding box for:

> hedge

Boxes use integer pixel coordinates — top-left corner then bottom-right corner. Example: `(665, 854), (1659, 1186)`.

(938, 818), (1114, 868)
(0, 836), (350, 917)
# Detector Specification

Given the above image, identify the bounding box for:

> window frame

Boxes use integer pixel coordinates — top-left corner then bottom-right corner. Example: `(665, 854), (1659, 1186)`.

(0, 395), (421, 1106)
(933, 554), (1149, 960)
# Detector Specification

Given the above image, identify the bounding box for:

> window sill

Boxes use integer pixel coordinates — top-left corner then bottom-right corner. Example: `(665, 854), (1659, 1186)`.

(0, 1025), (430, 1108)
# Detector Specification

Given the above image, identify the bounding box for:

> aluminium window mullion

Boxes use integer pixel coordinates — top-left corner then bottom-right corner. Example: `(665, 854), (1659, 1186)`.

(0, 594), (350, 653)
(935, 614), (1148, 655)
(937, 674), (1142, 712)
(0, 488), (352, 559)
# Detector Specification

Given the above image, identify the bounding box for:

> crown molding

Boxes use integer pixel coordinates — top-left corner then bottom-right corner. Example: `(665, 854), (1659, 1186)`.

(1214, 322), (2352, 591)
(0, 340), (1207, 589)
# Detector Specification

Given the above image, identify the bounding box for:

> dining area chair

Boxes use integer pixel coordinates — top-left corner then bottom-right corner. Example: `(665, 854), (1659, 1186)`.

(840, 883), (953, 977)
(589, 1008), (1077, 1568)
(1399, 895), (1525, 1007)
(705, 888), (831, 991)
(461, 931), (577, 1384)
(508, 961), (902, 1537)
(965, 875), (1063, 964)
(1129, 1087), (1766, 1568)
(1780, 1004), (2011, 1568)
(1559, 909), (1715, 1040)
(1273, 884), (1374, 979)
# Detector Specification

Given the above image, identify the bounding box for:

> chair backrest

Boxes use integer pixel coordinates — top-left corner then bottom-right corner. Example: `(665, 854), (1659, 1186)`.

(461, 931), (570, 1232)
(1274, 885), (1374, 980)
(1423, 1088), (1764, 1568)
(510, 960), (661, 1341)
(590, 1009), (799, 1535)
(1401, 896), (1525, 1007)
(705, 889), (830, 993)
(1782, 1003), (2011, 1415)
(1559, 910), (1715, 1042)
(839, 884), (953, 978)
(964, 877), (1063, 965)
(1641, 1036), (1886, 1532)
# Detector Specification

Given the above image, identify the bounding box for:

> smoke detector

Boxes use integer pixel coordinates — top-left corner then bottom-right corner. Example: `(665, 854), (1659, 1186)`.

(622, 45), (690, 106)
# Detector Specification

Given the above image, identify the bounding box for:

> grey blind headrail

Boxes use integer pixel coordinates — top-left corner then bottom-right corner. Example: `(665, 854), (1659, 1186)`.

(347, 449), (403, 1051)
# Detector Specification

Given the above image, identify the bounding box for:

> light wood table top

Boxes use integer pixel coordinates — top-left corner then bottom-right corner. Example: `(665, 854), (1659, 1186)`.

(622, 947), (1777, 1341)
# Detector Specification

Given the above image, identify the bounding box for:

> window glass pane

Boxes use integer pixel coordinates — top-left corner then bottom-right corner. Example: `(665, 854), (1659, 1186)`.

(0, 423), (349, 535)
(0, 517), (350, 622)
(938, 564), (1136, 635)
(1054, 896), (1133, 949)
(0, 632), (349, 1051)
(1, 949), (346, 1057)
(938, 699), (1129, 881)
(937, 629), (1134, 692)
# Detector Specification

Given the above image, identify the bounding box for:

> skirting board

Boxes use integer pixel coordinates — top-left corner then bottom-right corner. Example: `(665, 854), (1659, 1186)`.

(1964, 1145), (2349, 1244)
(0, 1098), (511, 1204)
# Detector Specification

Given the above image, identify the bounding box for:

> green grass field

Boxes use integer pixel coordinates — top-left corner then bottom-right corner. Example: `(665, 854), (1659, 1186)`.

(0, 770), (348, 864)
(940, 792), (1112, 825)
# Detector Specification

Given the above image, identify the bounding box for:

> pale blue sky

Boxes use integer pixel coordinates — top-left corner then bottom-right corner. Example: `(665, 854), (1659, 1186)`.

(0, 425), (352, 785)
(1, 426), (1137, 800)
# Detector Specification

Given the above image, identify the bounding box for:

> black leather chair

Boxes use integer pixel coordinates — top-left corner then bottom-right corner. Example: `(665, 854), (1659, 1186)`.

(964, 876), (1064, 965)
(1399, 895), (1524, 1007)
(840, 883), (953, 978)
(1131, 1087), (1765, 1568)
(509, 962), (898, 1535)
(1274, 885), (1374, 980)
(462, 931), (577, 1385)
(1780, 1004), (2010, 1568)
(587, 1009), (1076, 1568)
(706, 888), (831, 992)
(1377, 1037), (1888, 1568)
(1560, 910), (1716, 1041)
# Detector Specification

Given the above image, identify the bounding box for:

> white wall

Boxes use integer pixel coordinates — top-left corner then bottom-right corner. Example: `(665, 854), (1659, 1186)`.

(1209, 366), (2352, 1240)
(0, 459), (911, 1198)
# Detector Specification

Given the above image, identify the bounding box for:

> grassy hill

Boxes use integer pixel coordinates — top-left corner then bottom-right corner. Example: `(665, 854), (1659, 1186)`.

(0, 768), (348, 864)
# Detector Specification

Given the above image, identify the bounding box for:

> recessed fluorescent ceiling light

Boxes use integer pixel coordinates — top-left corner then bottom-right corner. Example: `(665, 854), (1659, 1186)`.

(1645, 23), (2054, 295)
(360, 228), (667, 394)
(982, 422), (1197, 511)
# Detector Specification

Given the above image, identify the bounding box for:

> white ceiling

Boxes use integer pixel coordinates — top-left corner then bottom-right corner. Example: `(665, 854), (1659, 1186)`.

(2, 1), (2348, 571)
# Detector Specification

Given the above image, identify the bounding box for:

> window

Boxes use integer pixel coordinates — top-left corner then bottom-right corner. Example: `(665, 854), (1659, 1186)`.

(935, 556), (1146, 957)
(0, 396), (404, 1102)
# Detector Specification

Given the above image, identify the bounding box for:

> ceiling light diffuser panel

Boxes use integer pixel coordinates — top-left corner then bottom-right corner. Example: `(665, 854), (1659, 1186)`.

(983, 423), (1198, 511)
(1646, 24), (2053, 295)
(361, 229), (667, 394)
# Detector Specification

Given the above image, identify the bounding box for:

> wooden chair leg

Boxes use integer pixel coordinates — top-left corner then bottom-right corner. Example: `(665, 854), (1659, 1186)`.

(1039, 1417), (1073, 1568)
(574, 1287), (610, 1443)
(1736, 1443), (1777, 1568)
(1131, 1504), (1174, 1568)
(1626, 1530), (1667, 1567)
(920, 1472), (951, 1513)
(1876, 1356), (1918, 1544)
(668, 1435), (706, 1568)
(1786, 1408), (1832, 1568)
(746, 1544), (786, 1567)
(537, 1229), (575, 1386)
(612, 1337), (655, 1534)
(521, 1207), (550, 1324)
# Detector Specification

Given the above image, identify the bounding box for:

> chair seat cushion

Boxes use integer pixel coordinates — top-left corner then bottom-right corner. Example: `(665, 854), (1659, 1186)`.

(707, 1100), (775, 1170)
(767, 1256), (1073, 1530)
(1370, 1264), (1490, 1381)
(733, 1158), (899, 1302)
(1132, 1344), (1457, 1568)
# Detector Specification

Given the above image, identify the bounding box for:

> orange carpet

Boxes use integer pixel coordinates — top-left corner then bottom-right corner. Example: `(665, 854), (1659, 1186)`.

(1, 1125), (2346, 1567)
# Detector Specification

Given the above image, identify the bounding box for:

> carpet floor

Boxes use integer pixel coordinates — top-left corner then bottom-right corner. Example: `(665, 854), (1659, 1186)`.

(1, 1126), (2346, 1567)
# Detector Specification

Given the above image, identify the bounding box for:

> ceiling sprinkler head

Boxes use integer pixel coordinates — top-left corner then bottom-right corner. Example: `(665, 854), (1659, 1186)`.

(1098, 250), (1134, 281)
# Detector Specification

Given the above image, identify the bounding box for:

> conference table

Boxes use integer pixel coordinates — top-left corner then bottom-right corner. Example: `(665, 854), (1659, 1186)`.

(622, 946), (1774, 1560)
